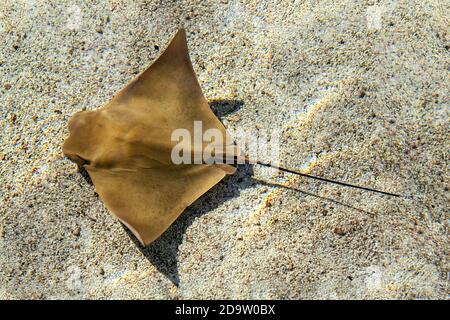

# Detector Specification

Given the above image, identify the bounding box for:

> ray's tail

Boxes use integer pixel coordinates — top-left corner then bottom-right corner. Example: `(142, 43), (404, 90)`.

(229, 155), (401, 198)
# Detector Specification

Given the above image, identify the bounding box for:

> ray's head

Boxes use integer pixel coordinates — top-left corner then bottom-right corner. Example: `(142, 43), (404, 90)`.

(62, 109), (105, 167)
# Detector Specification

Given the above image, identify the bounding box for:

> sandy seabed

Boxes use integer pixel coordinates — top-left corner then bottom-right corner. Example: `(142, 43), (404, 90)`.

(0, 1), (448, 299)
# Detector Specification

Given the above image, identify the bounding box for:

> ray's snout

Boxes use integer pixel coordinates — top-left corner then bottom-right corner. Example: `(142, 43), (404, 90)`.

(63, 110), (96, 167)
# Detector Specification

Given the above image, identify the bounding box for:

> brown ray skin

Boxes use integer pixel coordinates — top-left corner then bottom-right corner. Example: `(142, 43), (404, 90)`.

(63, 29), (237, 246)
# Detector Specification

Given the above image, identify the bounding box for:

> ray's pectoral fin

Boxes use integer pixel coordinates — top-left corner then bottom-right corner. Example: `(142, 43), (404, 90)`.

(87, 165), (227, 246)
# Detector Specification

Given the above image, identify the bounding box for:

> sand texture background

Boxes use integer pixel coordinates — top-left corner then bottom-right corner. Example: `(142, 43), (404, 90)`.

(0, 0), (448, 299)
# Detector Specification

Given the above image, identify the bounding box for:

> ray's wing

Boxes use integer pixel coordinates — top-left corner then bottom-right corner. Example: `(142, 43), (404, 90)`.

(87, 164), (226, 246)
(104, 28), (234, 163)
(63, 29), (236, 246)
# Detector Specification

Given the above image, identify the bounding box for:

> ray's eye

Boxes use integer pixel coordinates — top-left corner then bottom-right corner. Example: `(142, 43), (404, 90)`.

(67, 154), (91, 167)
